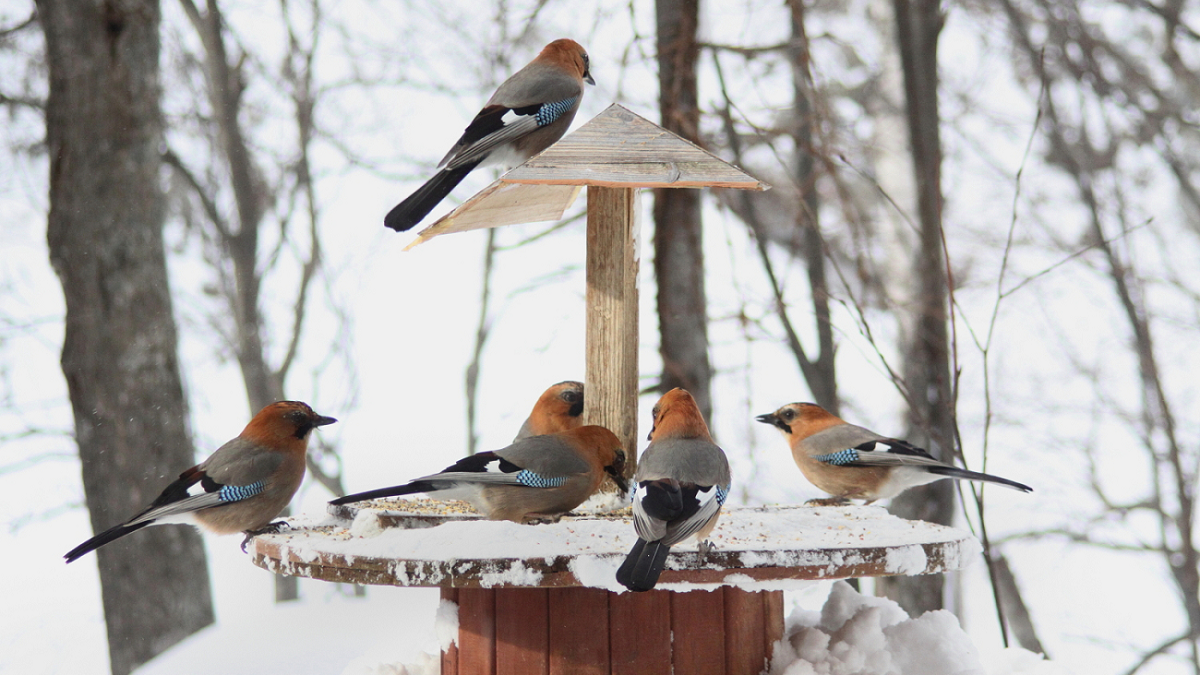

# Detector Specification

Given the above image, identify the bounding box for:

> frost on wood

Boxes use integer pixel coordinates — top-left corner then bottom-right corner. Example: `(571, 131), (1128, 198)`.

(250, 504), (980, 592)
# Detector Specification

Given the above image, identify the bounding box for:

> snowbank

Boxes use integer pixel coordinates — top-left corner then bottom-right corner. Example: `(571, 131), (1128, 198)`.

(767, 582), (1064, 675)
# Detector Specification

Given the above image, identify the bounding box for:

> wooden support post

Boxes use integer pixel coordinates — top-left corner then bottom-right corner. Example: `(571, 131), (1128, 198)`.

(584, 186), (640, 467)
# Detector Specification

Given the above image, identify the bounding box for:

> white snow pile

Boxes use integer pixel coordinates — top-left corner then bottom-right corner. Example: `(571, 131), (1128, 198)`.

(768, 582), (1061, 675)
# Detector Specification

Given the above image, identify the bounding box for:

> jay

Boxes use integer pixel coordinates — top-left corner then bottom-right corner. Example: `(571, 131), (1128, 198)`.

(65, 401), (336, 563)
(330, 425), (627, 523)
(514, 380), (584, 441)
(617, 388), (731, 592)
(756, 402), (1032, 505)
(385, 38), (595, 231)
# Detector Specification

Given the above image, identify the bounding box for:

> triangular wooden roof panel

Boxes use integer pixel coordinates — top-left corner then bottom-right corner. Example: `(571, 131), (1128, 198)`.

(403, 181), (582, 251)
(503, 104), (768, 190)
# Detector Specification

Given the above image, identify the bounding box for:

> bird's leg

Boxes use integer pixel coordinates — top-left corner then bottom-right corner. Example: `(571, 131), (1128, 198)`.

(804, 496), (852, 507)
(240, 521), (292, 553)
(697, 539), (716, 555)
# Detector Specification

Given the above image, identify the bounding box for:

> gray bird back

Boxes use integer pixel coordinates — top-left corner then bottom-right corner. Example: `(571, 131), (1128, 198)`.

(499, 435), (590, 477)
(636, 437), (730, 485)
(199, 437), (286, 485)
(490, 62), (583, 108)
(801, 423), (886, 455)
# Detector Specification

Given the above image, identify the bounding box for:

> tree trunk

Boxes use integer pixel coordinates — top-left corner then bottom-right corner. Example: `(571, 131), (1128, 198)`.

(655, 0), (712, 422)
(38, 1), (215, 672)
(787, 0), (838, 413)
(875, 0), (955, 618)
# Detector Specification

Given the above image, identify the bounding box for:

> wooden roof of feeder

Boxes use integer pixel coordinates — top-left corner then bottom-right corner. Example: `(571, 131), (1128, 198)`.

(403, 103), (769, 250)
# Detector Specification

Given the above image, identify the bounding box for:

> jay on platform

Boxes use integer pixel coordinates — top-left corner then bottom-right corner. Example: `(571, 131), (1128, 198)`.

(385, 38), (595, 231)
(65, 401), (336, 563)
(617, 388), (731, 592)
(329, 425), (627, 523)
(756, 402), (1032, 505)
(514, 380), (584, 441)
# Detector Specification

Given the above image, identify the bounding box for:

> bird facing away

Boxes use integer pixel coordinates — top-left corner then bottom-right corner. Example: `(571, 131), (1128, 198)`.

(65, 401), (337, 563)
(513, 380), (584, 441)
(384, 38), (595, 232)
(330, 425), (627, 523)
(616, 388), (731, 592)
(756, 402), (1032, 505)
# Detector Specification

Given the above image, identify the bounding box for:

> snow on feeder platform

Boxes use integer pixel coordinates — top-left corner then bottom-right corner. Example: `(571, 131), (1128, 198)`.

(249, 106), (982, 674)
(249, 503), (978, 675)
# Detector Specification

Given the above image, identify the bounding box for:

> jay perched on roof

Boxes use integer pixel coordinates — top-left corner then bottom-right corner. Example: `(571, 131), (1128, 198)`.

(756, 402), (1032, 505)
(65, 401), (336, 563)
(385, 38), (595, 231)
(617, 388), (731, 592)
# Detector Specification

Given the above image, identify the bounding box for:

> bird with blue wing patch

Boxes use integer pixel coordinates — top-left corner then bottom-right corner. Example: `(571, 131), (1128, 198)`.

(65, 401), (336, 563)
(330, 425), (626, 523)
(384, 39), (595, 232)
(616, 388), (732, 593)
(756, 402), (1032, 505)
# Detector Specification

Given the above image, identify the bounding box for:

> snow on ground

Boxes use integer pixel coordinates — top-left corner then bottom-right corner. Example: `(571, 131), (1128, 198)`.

(133, 586), (442, 675)
(767, 582), (1064, 675)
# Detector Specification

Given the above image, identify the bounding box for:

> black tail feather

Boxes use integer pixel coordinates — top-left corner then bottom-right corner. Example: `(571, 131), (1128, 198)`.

(615, 539), (644, 588)
(328, 481), (429, 506)
(926, 466), (1032, 493)
(616, 538), (670, 592)
(64, 520), (153, 563)
(384, 161), (481, 232)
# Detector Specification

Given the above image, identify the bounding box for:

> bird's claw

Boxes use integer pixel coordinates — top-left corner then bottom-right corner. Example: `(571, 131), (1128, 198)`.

(240, 521), (293, 553)
(525, 513), (565, 525)
(804, 497), (851, 507)
(698, 539), (716, 555)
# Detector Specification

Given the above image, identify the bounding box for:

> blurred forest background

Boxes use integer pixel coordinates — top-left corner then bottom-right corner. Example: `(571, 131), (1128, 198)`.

(2, 0), (1199, 673)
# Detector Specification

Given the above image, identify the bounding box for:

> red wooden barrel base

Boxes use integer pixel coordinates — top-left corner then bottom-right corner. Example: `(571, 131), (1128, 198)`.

(440, 586), (784, 675)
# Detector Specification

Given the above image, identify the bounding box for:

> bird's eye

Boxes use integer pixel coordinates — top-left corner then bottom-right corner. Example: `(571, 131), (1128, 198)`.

(563, 391), (581, 403)
(781, 409), (795, 421)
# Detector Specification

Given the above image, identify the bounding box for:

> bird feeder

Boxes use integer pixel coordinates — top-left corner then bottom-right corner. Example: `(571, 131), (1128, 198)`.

(250, 105), (981, 674)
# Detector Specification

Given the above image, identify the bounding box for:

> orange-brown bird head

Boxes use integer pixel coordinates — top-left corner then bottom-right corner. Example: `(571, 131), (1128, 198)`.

(569, 425), (628, 493)
(537, 38), (595, 85)
(241, 400), (337, 448)
(647, 388), (712, 442)
(526, 381), (584, 436)
(755, 402), (842, 442)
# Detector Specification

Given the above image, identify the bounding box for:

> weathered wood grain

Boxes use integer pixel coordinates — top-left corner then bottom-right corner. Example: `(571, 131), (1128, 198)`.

(584, 186), (640, 469)
(505, 104), (768, 190)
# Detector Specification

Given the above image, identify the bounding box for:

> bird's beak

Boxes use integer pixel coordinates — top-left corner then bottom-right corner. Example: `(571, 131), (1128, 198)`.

(585, 72), (596, 86)
(314, 415), (338, 427)
(606, 467), (629, 495)
(755, 412), (790, 433)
